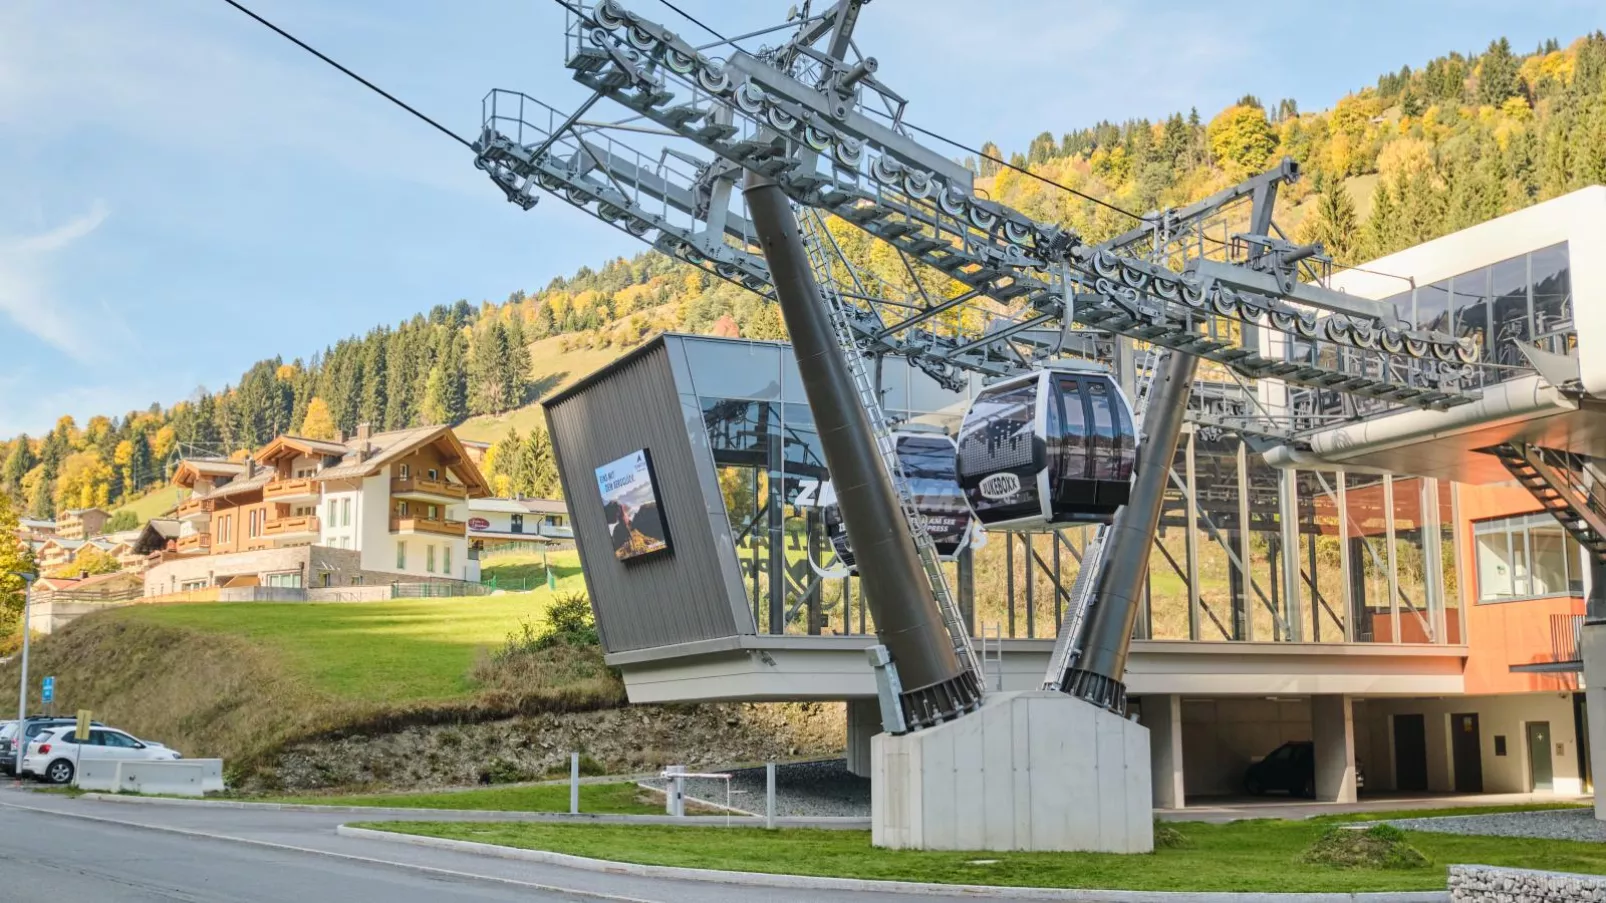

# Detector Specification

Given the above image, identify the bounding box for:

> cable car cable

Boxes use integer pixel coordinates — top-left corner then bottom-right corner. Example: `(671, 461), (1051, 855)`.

(218, 0), (473, 150)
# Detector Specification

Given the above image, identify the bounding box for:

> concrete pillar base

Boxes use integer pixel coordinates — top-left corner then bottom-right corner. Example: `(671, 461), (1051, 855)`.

(845, 698), (879, 778)
(871, 691), (1153, 853)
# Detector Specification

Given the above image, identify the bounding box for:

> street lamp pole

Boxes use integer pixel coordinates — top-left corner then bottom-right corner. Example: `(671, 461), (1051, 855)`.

(12, 572), (34, 777)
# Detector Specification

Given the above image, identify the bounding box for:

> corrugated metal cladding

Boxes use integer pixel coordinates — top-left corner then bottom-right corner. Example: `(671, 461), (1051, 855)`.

(544, 338), (754, 653)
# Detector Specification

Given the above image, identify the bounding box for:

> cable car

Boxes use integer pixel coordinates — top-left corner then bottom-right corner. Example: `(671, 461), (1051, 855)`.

(955, 361), (1137, 530)
(813, 428), (974, 573)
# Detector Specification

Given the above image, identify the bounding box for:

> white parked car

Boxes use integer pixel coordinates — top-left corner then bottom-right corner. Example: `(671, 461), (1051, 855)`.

(22, 726), (182, 785)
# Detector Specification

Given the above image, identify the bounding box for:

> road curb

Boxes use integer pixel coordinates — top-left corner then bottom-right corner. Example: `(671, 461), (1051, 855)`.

(336, 825), (1451, 903)
(74, 791), (867, 828)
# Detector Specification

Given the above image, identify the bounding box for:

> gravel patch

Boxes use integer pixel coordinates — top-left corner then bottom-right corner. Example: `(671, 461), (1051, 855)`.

(1385, 807), (1606, 842)
(640, 758), (870, 818)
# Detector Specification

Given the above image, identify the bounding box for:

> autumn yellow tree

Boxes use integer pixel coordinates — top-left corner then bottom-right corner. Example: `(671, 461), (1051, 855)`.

(1207, 104), (1277, 176)
(47, 544), (122, 579)
(300, 397), (337, 440)
(54, 451), (113, 511)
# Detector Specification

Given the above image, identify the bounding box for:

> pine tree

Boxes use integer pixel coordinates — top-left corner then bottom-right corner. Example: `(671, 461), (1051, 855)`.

(300, 397), (337, 440)
(1362, 178), (1401, 259)
(1477, 38), (1521, 106)
(1302, 173), (1361, 265)
(420, 367), (450, 426)
(359, 333), (387, 428)
(2, 437), (36, 495)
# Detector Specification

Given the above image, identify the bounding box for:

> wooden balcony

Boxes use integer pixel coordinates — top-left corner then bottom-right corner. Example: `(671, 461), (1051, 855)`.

(390, 515), (467, 538)
(391, 476), (468, 502)
(176, 496), (215, 522)
(177, 533), (212, 553)
(264, 477), (320, 504)
(263, 515), (320, 540)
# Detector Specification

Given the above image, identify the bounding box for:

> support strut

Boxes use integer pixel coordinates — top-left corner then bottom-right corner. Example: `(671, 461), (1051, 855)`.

(1064, 350), (1201, 714)
(743, 171), (981, 730)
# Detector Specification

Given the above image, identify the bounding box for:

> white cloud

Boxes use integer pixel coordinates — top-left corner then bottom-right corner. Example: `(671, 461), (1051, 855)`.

(0, 202), (117, 362)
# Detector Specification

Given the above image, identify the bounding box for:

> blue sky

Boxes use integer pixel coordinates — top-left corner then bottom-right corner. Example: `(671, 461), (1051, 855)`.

(0, 0), (1598, 437)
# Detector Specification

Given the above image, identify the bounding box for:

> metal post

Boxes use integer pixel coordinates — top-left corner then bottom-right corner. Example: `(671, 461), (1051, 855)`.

(13, 574), (32, 778)
(1064, 351), (1200, 713)
(570, 751), (580, 814)
(744, 171), (976, 728)
(765, 762), (777, 830)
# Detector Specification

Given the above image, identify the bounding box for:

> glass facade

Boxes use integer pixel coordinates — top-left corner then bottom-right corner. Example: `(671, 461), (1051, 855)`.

(666, 334), (1463, 646)
(1383, 242), (1573, 363)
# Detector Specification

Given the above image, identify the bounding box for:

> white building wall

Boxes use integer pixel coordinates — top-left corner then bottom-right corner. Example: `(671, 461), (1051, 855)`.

(319, 481), (362, 552)
(1361, 692), (1584, 796)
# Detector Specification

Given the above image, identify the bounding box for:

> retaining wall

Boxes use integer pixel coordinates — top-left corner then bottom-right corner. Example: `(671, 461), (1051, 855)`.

(1451, 865), (1606, 901)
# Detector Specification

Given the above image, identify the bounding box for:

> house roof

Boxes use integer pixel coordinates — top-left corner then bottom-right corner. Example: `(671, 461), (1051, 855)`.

(254, 434), (352, 465)
(469, 498), (534, 514)
(60, 508), (108, 518)
(172, 458), (246, 488)
(521, 498), (567, 515)
(317, 426), (491, 497)
(17, 518), (55, 530)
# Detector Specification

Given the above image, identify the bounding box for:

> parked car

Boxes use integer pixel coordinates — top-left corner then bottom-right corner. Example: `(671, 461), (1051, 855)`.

(22, 725), (181, 785)
(1243, 741), (1367, 798)
(0, 717), (101, 776)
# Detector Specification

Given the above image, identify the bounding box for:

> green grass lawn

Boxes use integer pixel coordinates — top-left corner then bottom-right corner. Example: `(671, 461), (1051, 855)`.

(357, 812), (1606, 893)
(480, 550), (583, 592)
(271, 781), (656, 814)
(119, 593), (561, 703)
(454, 338), (623, 444)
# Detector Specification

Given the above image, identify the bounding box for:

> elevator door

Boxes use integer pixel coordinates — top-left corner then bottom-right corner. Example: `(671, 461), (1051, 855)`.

(1451, 713), (1483, 793)
(1394, 714), (1428, 792)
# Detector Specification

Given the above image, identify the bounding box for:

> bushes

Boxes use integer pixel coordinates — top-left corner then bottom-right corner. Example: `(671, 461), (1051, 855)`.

(471, 593), (625, 711)
(1302, 824), (1429, 870)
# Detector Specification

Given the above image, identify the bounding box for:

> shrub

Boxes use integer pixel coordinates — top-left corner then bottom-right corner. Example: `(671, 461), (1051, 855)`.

(1302, 825), (1429, 870)
(1154, 823), (1189, 849)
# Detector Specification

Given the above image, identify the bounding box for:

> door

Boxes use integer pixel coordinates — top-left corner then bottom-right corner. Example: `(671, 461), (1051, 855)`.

(1451, 713), (1484, 793)
(1528, 721), (1554, 792)
(512, 514), (524, 534)
(1394, 714), (1429, 792)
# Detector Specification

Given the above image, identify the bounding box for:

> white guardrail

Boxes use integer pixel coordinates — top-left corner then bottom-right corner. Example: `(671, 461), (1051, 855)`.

(74, 758), (223, 797)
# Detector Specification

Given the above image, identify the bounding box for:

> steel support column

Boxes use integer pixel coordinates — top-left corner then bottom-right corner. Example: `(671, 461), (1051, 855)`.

(743, 171), (978, 729)
(1065, 350), (1201, 713)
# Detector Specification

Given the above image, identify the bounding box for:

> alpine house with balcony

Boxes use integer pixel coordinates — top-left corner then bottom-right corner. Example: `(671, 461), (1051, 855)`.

(145, 424), (491, 595)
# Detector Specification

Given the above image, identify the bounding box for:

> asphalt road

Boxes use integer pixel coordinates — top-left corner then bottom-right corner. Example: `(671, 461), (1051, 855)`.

(0, 805), (593, 902)
(0, 791), (980, 903)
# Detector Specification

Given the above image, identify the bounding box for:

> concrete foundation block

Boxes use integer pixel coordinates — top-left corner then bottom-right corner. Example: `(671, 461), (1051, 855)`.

(117, 761), (207, 797)
(872, 690), (1153, 853)
(74, 757), (121, 792)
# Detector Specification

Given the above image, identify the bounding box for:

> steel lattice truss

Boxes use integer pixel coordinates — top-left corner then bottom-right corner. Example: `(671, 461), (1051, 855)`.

(472, 0), (1522, 443)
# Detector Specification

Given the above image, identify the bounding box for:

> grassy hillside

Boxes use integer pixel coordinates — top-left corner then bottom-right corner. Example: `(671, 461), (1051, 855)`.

(0, 562), (617, 782)
(454, 337), (623, 444)
(113, 486), (188, 523)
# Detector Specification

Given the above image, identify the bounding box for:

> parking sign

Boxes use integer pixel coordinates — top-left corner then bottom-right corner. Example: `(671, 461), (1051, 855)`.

(41, 676), (54, 705)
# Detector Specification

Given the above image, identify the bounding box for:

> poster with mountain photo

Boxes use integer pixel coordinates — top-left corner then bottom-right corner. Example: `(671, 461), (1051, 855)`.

(595, 449), (671, 561)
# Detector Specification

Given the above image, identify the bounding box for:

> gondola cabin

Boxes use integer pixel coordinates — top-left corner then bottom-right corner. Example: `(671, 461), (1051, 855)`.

(817, 428), (973, 570)
(956, 362), (1137, 530)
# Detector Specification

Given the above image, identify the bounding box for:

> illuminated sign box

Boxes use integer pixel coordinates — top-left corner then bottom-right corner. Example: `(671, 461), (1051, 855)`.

(594, 449), (672, 562)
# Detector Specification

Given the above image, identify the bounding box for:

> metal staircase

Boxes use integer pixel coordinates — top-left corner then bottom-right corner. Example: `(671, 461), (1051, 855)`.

(799, 208), (984, 686)
(1043, 349), (1166, 691)
(1494, 443), (1606, 565)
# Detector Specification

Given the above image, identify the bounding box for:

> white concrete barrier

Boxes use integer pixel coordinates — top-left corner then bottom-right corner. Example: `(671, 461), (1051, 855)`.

(190, 759), (225, 794)
(117, 761), (207, 797)
(74, 757), (122, 792)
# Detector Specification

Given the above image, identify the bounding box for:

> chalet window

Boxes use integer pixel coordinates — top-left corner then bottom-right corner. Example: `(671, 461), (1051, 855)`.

(443, 545), (452, 576)
(396, 542), (407, 570)
(342, 498), (352, 528)
(511, 514), (524, 534)
(426, 545), (436, 573)
(399, 464), (410, 480)
(427, 504), (438, 520)
(427, 468), (438, 481)
(398, 501), (409, 516)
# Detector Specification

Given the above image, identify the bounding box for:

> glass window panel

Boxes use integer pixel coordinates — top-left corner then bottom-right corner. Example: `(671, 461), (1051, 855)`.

(1417, 280), (1452, 334)
(1246, 458), (1288, 642)
(687, 339), (782, 400)
(1451, 267), (1490, 359)
(1296, 472), (1346, 643)
(1568, 533), (1585, 596)
(1531, 243), (1572, 352)
(1344, 473), (1392, 642)
(1147, 444), (1192, 640)
(1439, 483), (1462, 643)
(1391, 478), (1434, 643)
(1530, 527), (1570, 597)
(1193, 437), (1244, 641)
(1382, 290), (1414, 324)
(1475, 532), (1511, 601)
(1510, 530), (1530, 598)
(1490, 256), (1530, 367)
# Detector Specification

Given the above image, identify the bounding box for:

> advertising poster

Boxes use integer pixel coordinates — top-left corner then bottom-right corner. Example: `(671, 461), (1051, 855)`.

(595, 449), (672, 561)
